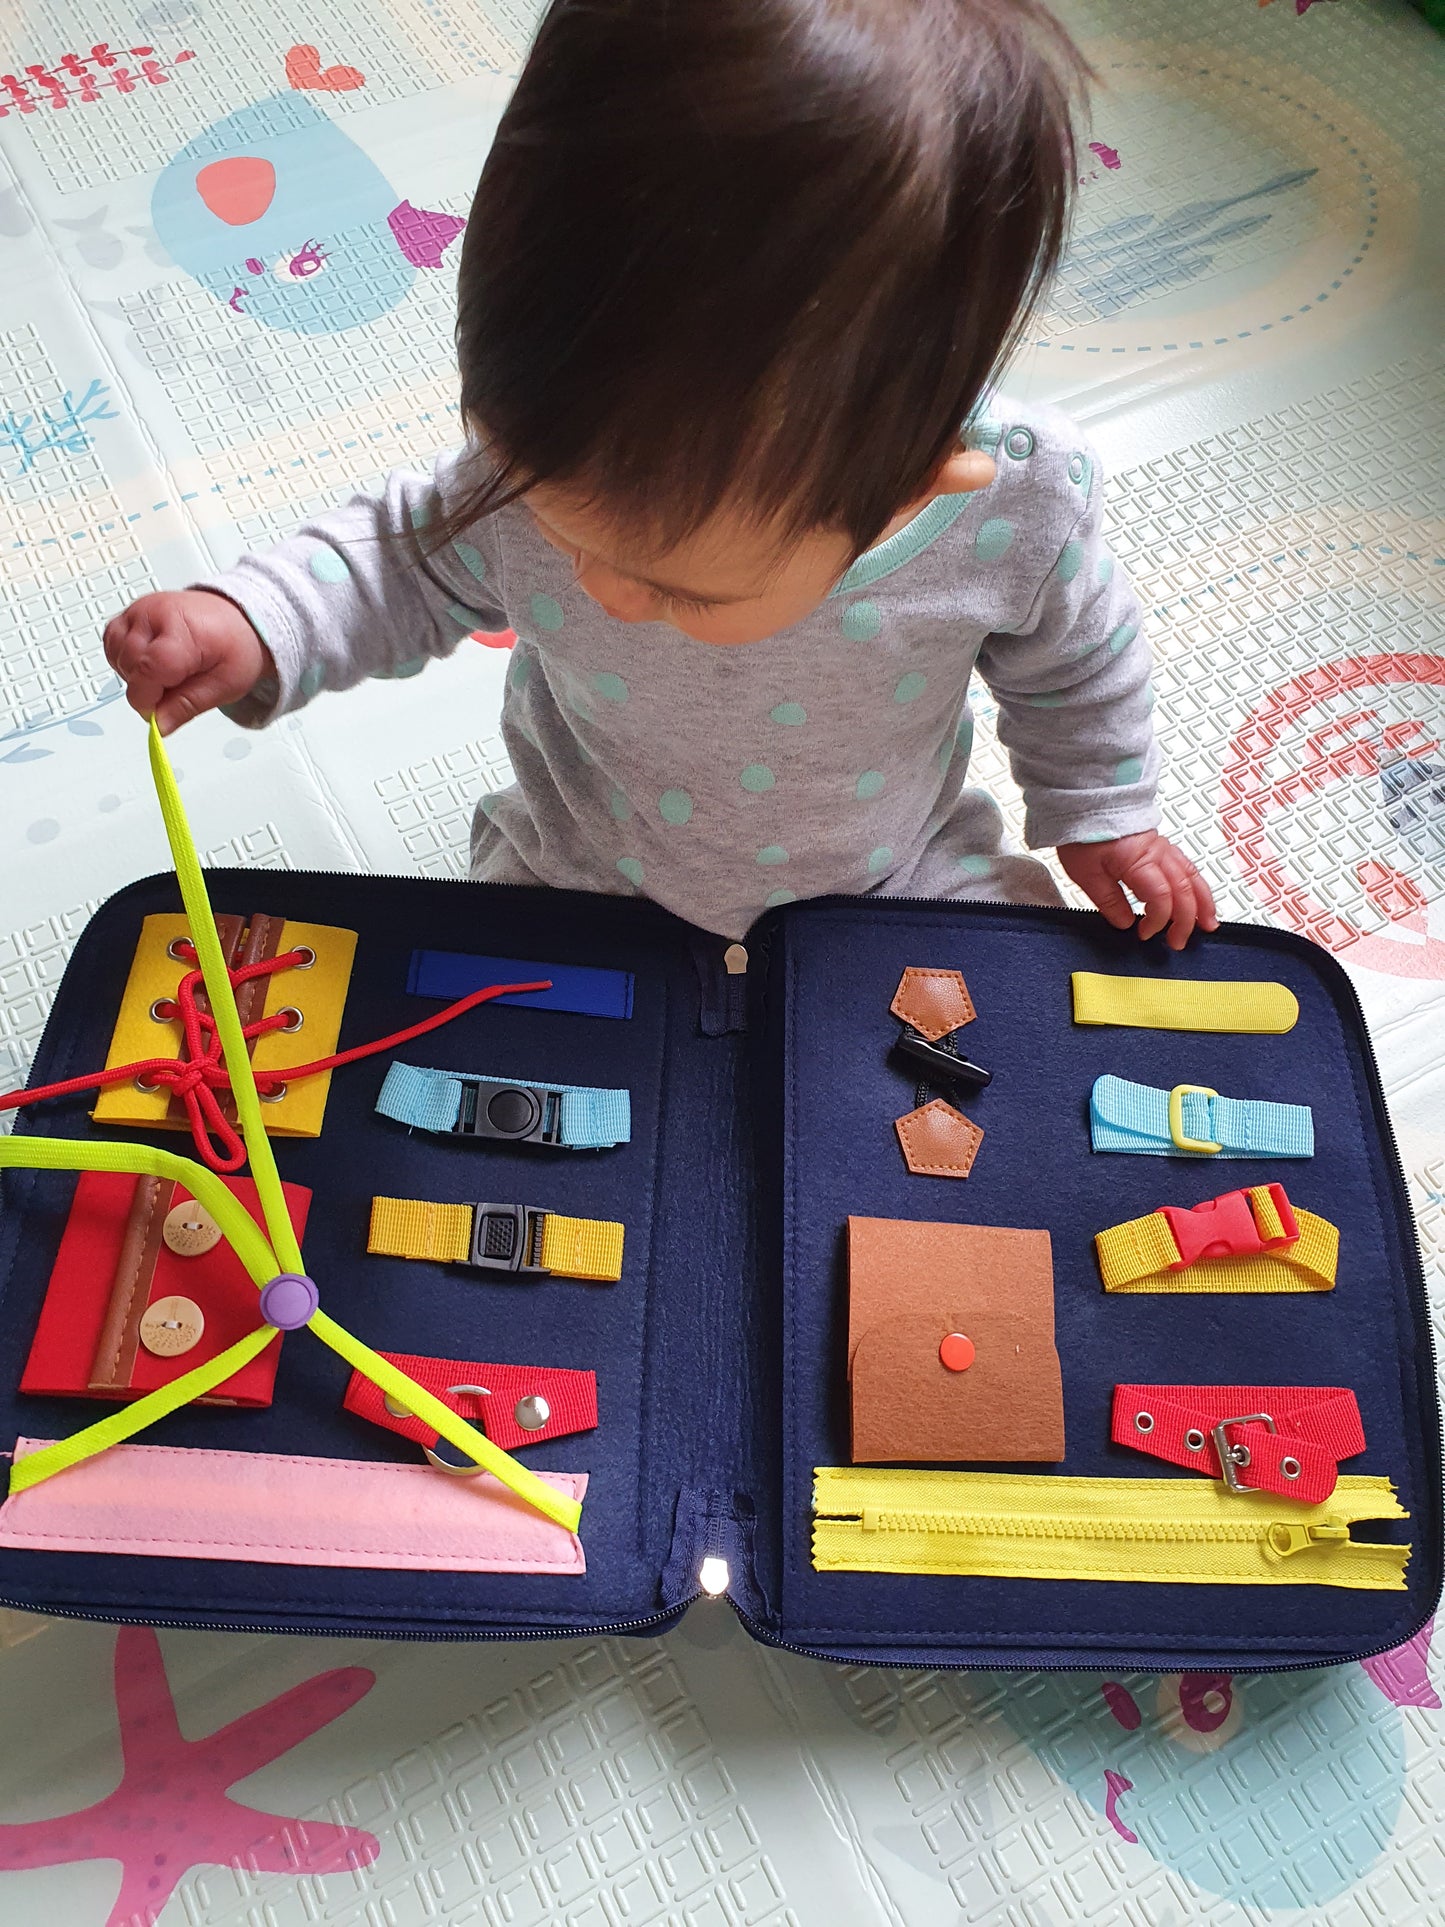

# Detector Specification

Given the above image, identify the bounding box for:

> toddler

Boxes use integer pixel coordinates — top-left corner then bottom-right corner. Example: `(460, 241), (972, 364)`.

(105, 0), (1216, 949)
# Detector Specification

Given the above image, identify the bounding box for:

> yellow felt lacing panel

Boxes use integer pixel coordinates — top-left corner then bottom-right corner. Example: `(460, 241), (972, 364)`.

(1095, 1187), (1338, 1293)
(538, 1213), (624, 1283)
(367, 1197), (473, 1264)
(1070, 972), (1300, 1033)
(0, 722), (581, 1536)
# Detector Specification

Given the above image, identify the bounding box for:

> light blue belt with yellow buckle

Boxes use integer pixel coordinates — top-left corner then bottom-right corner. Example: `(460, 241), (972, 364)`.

(377, 1061), (630, 1149)
(1089, 1075), (1313, 1159)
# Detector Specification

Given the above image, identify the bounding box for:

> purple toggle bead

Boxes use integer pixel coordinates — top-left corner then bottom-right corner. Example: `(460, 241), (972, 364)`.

(259, 1272), (319, 1329)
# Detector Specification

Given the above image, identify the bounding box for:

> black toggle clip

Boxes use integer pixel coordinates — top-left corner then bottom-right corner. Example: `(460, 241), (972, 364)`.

(893, 1023), (993, 1095)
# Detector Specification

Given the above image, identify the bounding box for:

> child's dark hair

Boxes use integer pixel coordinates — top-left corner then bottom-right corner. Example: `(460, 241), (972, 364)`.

(450, 0), (1089, 558)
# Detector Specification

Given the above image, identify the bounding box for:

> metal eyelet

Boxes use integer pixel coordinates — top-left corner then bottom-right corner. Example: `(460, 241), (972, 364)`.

(289, 946), (316, 969)
(134, 1074), (164, 1093)
(275, 1006), (304, 1032)
(258, 1082), (288, 1102)
(1280, 1456), (1301, 1480)
(166, 937), (195, 961)
(149, 998), (177, 1023)
(1184, 1428), (1206, 1451)
(1134, 1411), (1154, 1433)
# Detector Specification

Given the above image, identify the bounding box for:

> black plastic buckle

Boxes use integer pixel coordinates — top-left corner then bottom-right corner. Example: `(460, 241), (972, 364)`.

(468, 1203), (552, 1275)
(893, 1024), (993, 1094)
(452, 1079), (565, 1145)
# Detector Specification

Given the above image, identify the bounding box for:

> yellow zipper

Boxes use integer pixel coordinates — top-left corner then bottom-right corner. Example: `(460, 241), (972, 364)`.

(812, 1469), (1410, 1589)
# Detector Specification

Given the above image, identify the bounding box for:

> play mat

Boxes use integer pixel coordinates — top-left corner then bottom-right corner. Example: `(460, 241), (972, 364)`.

(1, 0), (1442, 1920)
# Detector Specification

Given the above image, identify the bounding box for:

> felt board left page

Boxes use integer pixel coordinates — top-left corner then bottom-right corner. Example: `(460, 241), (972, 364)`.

(0, 871), (754, 1637)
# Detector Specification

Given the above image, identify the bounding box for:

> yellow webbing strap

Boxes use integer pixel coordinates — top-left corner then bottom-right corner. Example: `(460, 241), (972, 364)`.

(367, 1197), (473, 1264)
(1095, 1187), (1339, 1293)
(1071, 973), (1299, 1034)
(538, 1212), (625, 1283)
(0, 724), (581, 1536)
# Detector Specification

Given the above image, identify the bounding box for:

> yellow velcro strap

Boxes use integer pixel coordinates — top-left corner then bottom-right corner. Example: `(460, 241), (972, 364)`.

(1071, 972), (1299, 1033)
(367, 1197), (473, 1264)
(1095, 1196), (1338, 1293)
(538, 1212), (624, 1283)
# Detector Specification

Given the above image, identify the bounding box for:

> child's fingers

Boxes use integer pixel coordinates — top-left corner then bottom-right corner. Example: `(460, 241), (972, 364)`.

(153, 666), (243, 736)
(1192, 865), (1220, 931)
(1082, 868), (1138, 930)
(1126, 860), (1174, 942)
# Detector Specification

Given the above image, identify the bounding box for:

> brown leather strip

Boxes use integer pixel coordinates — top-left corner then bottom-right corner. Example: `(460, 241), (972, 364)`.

(87, 1176), (173, 1390)
(167, 913), (247, 1125)
(219, 914), (286, 1122)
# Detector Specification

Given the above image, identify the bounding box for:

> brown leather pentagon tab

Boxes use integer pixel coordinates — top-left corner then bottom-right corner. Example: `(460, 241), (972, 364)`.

(890, 966), (975, 1040)
(895, 1098), (983, 1178)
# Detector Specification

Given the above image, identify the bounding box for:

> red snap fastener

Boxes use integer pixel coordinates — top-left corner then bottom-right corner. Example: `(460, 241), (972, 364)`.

(939, 1332), (975, 1372)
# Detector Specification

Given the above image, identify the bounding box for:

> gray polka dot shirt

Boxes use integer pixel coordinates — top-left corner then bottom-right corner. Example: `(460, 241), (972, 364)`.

(209, 398), (1159, 939)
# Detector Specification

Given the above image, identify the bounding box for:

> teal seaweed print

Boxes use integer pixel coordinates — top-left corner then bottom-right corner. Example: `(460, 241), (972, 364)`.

(0, 378), (116, 479)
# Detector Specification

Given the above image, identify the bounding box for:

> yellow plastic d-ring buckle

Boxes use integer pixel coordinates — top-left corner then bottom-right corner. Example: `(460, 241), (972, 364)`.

(1169, 1084), (1222, 1154)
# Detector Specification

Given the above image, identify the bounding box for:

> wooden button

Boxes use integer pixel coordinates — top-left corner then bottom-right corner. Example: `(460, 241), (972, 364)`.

(140, 1295), (205, 1357)
(939, 1332), (975, 1372)
(163, 1200), (222, 1257)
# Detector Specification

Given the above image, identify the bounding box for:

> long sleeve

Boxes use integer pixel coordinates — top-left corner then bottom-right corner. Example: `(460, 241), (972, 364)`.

(199, 445), (509, 727)
(974, 446), (1159, 852)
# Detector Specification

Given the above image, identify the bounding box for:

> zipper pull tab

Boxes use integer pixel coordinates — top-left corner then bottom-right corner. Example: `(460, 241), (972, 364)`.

(1266, 1520), (1351, 1558)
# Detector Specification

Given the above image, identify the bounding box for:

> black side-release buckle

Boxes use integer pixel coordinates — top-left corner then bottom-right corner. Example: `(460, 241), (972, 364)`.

(893, 1024), (993, 1095)
(469, 1202), (552, 1274)
(452, 1079), (565, 1144)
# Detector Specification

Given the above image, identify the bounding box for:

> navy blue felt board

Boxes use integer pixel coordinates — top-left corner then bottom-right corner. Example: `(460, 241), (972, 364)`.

(764, 900), (1442, 1670)
(407, 949), (634, 1019)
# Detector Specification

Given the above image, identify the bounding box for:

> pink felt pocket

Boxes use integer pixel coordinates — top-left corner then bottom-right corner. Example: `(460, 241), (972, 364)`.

(0, 1438), (586, 1573)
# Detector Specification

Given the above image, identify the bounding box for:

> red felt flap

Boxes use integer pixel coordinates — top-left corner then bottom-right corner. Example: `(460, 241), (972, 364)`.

(344, 1350), (598, 1452)
(20, 1170), (311, 1408)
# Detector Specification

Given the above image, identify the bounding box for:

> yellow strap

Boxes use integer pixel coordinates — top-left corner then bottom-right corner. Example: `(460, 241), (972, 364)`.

(538, 1212), (624, 1283)
(1095, 1190), (1338, 1292)
(811, 1468), (1408, 1589)
(367, 1197), (473, 1264)
(1071, 972), (1299, 1034)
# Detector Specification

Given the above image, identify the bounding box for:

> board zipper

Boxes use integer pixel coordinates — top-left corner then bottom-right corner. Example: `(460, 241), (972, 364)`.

(812, 1469), (1410, 1589)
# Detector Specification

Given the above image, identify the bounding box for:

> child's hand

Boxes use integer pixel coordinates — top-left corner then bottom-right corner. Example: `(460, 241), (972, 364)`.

(103, 590), (273, 736)
(1058, 831), (1219, 952)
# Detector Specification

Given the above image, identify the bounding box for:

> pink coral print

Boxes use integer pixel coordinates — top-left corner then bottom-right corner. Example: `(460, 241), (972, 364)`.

(0, 1625), (379, 1926)
(1362, 1618), (1442, 1709)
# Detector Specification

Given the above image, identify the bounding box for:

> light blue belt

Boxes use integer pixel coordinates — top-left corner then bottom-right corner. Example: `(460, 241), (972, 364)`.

(377, 1061), (630, 1149)
(1089, 1075), (1313, 1159)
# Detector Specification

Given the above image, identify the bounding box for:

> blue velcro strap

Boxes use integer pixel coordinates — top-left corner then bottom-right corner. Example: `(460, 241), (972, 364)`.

(376, 1062), (631, 1148)
(1089, 1075), (1313, 1158)
(407, 950), (634, 1019)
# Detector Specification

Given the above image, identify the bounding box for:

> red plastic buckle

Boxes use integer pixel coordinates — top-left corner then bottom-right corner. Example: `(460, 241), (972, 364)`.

(1160, 1186), (1297, 1270)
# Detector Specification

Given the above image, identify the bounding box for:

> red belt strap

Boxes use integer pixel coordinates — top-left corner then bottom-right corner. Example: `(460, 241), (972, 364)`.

(1112, 1384), (1365, 1503)
(345, 1349), (598, 1453)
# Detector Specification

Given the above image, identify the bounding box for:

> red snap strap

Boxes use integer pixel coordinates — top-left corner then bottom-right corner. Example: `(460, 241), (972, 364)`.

(345, 1349), (598, 1453)
(1112, 1384), (1365, 1503)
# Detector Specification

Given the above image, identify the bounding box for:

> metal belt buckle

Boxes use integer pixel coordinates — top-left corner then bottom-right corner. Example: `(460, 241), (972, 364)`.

(1213, 1411), (1276, 1493)
(453, 1078), (564, 1145)
(469, 1202), (551, 1276)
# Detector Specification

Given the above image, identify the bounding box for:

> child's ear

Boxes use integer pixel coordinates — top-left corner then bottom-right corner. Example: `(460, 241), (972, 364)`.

(932, 447), (997, 495)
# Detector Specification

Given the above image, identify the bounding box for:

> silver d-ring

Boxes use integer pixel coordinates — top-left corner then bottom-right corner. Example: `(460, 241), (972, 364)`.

(276, 1005), (304, 1032)
(420, 1384), (492, 1475)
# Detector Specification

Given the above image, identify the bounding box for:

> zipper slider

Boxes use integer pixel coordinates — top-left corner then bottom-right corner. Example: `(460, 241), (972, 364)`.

(1266, 1520), (1352, 1558)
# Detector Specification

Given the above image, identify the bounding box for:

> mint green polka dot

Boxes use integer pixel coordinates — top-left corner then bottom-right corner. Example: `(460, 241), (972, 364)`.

(309, 548), (349, 584)
(1143, 682), (1156, 713)
(841, 600), (881, 642)
(1097, 554), (1115, 584)
(770, 702), (806, 725)
(409, 498), (431, 531)
(1114, 755), (1144, 786)
(893, 672), (927, 704)
(1073, 830), (1115, 844)
(756, 845), (789, 866)
(609, 787), (632, 821)
(452, 542), (487, 581)
(866, 845), (893, 874)
(956, 714), (975, 764)
(568, 691), (594, 724)
(1107, 622), (1138, 654)
(575, 738), (594, 765)
(957, 853), (994, 877)
(617, 857), (644, 887)
(530, 592), (564, 631)
(479, 790), (499, 817)
(393, 656), (426, 680)
(855, 769), (885, 800)
(509, 651), (531, 689)
(938, 735), (953, 774)
(516, 720), (539, 750)
(593, 672), (629, 702)
(1029, 691), (1065, 707)
(764, 888), (797, 909)
(1056, 539), (1084, 583)
(975, 518), (1016, 563)
(446, 601), (479, 631)
(659, 788), (693, 825)
(298, 663), (325, 699)
(741, 763), (775, 793)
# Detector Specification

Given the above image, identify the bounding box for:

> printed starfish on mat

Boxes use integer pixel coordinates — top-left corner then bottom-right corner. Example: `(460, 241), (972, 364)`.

(0, 1626), (380, 1927)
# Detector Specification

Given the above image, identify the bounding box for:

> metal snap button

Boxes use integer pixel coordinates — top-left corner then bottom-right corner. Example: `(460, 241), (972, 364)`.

(163, 1200), (222, 1257)
(514, 1394), (551, 1431)
(140, 1294), (205, 1356)
(938, 1333), (975, 1372)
